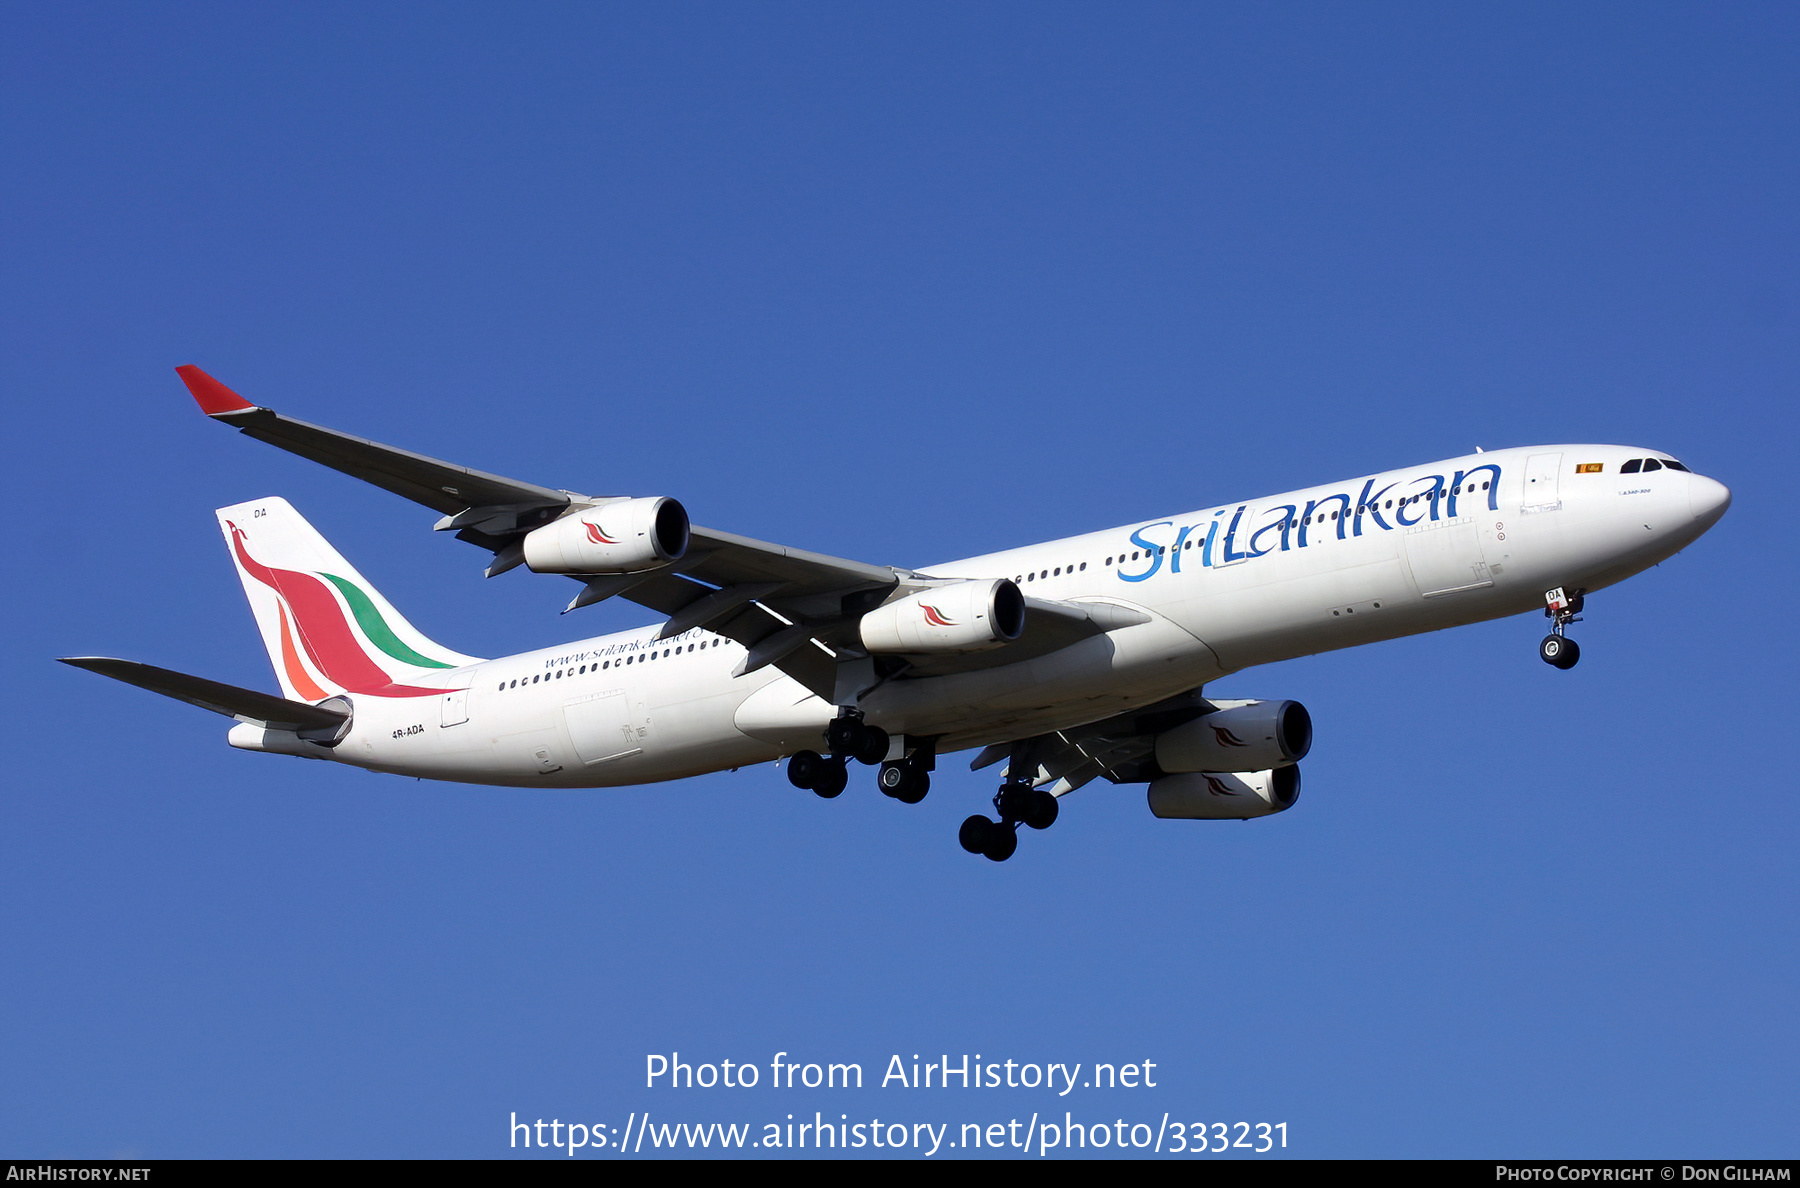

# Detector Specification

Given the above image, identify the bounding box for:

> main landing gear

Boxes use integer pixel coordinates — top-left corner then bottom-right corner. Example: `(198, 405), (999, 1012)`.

(785, 748), (848, 798)
(787, 713), (932, 801)
(959, 777), (1060, 863)
(877, 758), (930, 804)
(1539, 586), (1584, 670)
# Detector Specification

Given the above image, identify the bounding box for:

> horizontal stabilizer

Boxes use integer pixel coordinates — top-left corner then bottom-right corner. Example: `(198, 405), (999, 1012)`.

(57, 657), (350, 732)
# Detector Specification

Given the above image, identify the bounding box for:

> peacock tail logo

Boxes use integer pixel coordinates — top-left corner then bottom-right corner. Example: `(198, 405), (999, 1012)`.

(920, 604), (956, 628)
(226, 522), (454, 700)
(1202, 774), (1243, 797)
(1211, 725), (1248, 748)
(583, 521), (619, 545)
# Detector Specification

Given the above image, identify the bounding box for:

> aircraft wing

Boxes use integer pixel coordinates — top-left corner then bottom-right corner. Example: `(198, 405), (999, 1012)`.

(176, 366), (1120, 700)
(960, 689), (1214, 791)
(176, 366), (574, 543)
(58, 657), (351, 733)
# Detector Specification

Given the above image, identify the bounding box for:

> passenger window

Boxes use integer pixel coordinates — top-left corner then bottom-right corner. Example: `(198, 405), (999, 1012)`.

(1642, 458), (1662, 472)
(1079, 562), (1087, 570)
(1620, 459), (1642, 473)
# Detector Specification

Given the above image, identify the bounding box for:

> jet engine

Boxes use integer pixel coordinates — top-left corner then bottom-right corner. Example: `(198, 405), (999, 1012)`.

(522, 497), (689, 574)
(1153, 699), (1311, 773)
(1146, 767), (1301, 820)
(858, 579), (1025, 654)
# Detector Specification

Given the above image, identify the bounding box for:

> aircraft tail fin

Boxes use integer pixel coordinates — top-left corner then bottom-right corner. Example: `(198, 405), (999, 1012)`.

(216, 497), (483, 701)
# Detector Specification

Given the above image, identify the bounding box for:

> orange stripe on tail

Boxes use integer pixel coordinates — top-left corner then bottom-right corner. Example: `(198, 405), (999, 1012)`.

(277, 603), (331, 702)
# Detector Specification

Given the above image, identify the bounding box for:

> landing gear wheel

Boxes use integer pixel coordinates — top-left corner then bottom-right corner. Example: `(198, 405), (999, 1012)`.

(787, 750), (823, 790)
(877, 761), (906, 796)
(825, 717), (859, 755)
(853, 725), (890, 766)
(1539, 634), (1580, 669)
(995, 782), (1034, 823)
(1554, 636), (1580, 669)
(959, 814), (994, 854)
(1024, 788), (1059, 830)
(878, 761), (929, 803)
(811, 757), (848, 799)
(894, 771), (929, 804)
(982, 823), (1018, 862)
(1538, 634), (1563, 665)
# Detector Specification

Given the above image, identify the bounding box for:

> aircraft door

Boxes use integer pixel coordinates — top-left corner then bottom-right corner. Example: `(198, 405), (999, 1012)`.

(1403, 520), (1493, 598)
(440, 687), (469, 727)
(564, 689), (645, 764)
(1524, 452), (1563, 511)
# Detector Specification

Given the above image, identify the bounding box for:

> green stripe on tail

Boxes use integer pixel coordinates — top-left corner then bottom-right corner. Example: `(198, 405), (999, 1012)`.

(319, 573), (456, 669)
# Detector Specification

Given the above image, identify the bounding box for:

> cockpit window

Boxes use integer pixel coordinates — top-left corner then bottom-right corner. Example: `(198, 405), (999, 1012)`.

(1620, 459), (1642, 473)
(1641, 458), (1662, 472)
(1661, 458), (1690, 472)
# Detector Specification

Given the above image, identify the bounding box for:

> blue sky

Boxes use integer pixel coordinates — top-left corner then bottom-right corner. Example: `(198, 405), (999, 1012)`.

(2, 2), (1795, 1158)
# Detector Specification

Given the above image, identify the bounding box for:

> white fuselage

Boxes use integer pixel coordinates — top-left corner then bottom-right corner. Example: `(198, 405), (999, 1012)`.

(305, 444), (1728, 787)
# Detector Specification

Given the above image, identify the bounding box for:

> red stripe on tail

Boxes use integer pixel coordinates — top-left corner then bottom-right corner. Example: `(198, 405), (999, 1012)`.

(227, 522), (443, 698)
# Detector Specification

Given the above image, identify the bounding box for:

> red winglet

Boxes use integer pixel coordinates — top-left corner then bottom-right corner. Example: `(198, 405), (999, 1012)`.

(175, 365), (255, 415)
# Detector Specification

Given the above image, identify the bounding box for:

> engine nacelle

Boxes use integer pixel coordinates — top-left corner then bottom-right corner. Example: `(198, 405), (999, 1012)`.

(1146, 767), (1301, 820)
(1153, 699), (1312, 774)
(858, 579), (1025, 654)
(522, 497), (689, 575)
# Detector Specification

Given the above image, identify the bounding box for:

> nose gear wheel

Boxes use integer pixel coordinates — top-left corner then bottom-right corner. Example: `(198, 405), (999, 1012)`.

(1539, 587), (1585, 669)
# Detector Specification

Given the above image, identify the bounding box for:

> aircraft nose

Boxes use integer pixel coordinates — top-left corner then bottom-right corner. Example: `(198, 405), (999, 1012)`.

(1689, 474), (1732, 527)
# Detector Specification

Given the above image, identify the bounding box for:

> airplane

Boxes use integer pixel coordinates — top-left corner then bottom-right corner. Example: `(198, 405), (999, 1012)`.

(61, 366), (1732, 861)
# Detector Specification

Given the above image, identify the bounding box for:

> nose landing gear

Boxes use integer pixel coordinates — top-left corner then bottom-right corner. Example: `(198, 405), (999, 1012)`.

(1539, 587), (1584, 670)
